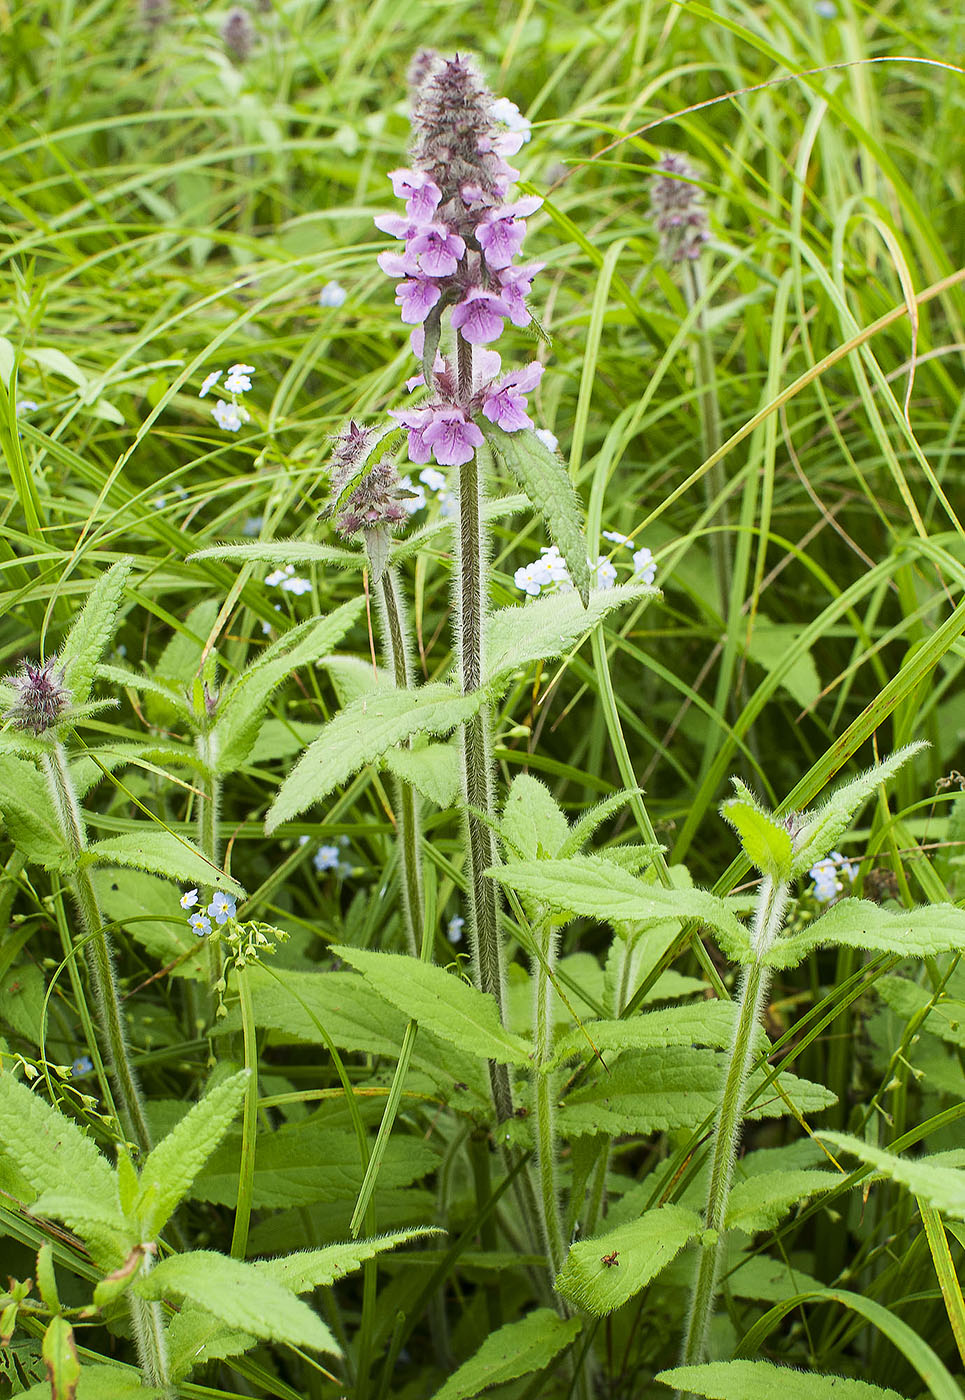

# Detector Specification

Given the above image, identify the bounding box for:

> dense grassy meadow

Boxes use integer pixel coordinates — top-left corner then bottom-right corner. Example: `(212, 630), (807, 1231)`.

(1, 1), (964, 1397)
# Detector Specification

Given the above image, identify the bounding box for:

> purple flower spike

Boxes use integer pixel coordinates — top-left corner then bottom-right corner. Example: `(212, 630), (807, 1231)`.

(396, 277), (442, 324)
(482, 361), (544, 432)
(422, 407), (484, 466)
(451, 287), (510, 344)
(389, 405), (435, 463)
(497, 262), (544, 327)
(408, 223), (466, 277)
(388, 167), (443, 221)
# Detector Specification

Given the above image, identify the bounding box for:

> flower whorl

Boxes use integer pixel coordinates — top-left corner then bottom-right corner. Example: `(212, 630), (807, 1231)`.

(650, 153), (709, 264)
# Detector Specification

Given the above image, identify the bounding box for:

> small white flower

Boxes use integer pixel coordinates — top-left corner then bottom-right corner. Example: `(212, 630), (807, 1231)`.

(319, 281), (348, 308)
(602, 530), (631, 547)
(199, 370), (222, 399)
(447, 915), (465, 943)
(228, 362), (256, 376)
(419, 467), (447, 494)
(298, 834), (310, 846)
(180, 888), (199, 911)
(592, 556), (617, 590)
(266, 564), (295, 587)
(314, 844), (341, 873)
(189, 912), (212, 937)
(243, 515), (264, 535)
(631, 546), (656, 585)
(535, 427), (558, 453)
(280, 574), (312, 595)
(809, 851), (855, 903)
(224, 369), (252, 394)
(208, 891), (237, 925)
(491, 97), (532, 142)
(211, 399), (250, 432)
(539, 545), (572, 586)
(16, 399), (38, 415)
(514, 563), (544, 596)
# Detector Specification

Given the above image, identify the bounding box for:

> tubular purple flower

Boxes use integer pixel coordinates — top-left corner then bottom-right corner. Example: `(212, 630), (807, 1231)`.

(482, 361), (544, 432)
(650, 152), (709, 263)
(389, 406), (436, 463)
(421, 408), (484, 466)
(408, 224), (466, 276)
(451, 287), (510, 344)
(388, 168), (443, 221)
(497, 262), (544, 326)
(396, 277), (443, 324)
(477, 197), (542, 269)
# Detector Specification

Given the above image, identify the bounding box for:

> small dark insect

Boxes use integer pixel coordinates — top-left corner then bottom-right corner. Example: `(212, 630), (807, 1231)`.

(513, 1106), (529, 1118)
(601, 1251), (619, 1268)
(452, 1081), (467, 1093)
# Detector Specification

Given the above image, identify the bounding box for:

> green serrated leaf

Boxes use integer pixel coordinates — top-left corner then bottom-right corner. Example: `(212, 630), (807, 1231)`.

(549, 1001), (764, 1069)
(255, 1227), (440, 1291)
(18, 1366), (162, 1400)
(266, 683), (485, 833)
(79, 831), (244, 898)
(482, 422), (592, 603)
(720, 798), (792, 880)
(189, 540), (362, 569)
(58, 560), (133, 709)
(29, 1193), (129, 1269)
(35, 1244), (59, 1313)
(0, 1073), (118, 1215)
(383, 737), (461, 809)
(791, 744), (926, 878)
(0, 754), (65, 866)
(134, 1070), (250, 1239)
(485, 583), (656, 689)
(165, 1301), (255, 1382)
(817, 1132), (965, 1219)
(41, 1316), (79, 1400)
(430, 1308), (582, 1400)
(656, 1360), (908, 1399)
(877, 976), (965, 1046)
(726, 1169), (838, 1233)
(766, 899), (965, 971)
(213, 598), (366, 772)
(136, 1251), (340, 1355)
(489, 856), (753, 962)
(333, 947), (531, 1066)
(501, 775), (570, 862)
(556, 1203), (701, 1315)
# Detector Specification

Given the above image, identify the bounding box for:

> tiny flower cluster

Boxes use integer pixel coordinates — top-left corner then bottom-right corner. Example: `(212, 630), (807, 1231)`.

(180, 887), (237, 938)
(299, 833), (352, 877)
(200, 362), (255, 433)
(2, 656), (72, 735)
(513, 535), (656, 597)
(376, 54), (545, 467)
(265, 564), (312, 595)
(808, 852), (857, 904)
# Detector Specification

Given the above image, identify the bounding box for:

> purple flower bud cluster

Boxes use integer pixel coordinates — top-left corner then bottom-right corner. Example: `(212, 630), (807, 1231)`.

(328, 421), (415, 536)
(376, 53), (545, 468)
(2, 656), (72, 734)
(649, 153), (709, 264)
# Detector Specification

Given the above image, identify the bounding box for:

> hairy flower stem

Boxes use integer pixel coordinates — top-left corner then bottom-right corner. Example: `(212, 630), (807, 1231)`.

(42, 742), (152, 1153)
(532, 922), (565, 1284)
(454, 331), (513, 1125)
(371, 558), (424, 956)
(196, 732), (223, 1007)
(130, 1257), (175, 1400)
(679, 875), (788, 1385)
(684, 259), (729, 617)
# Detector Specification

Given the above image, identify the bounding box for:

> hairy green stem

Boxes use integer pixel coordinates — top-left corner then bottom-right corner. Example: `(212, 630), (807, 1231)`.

(229, 963), (257, 1259)
(454, 330), (513, 1125)
(42, 743), (152, 1153)
(372, 557), (424, 956)
(679, 875), (787, 1383)
(130, 1254), (174, 1400)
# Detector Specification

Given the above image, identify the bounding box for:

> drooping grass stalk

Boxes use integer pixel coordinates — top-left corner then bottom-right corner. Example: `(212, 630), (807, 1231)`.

(370, 555), (424, 956)
(42, 741), (152, 1153)
(532, 918), (565, 1282)
(678, 874), (789, 1383)
(454, 330), (514, 1125)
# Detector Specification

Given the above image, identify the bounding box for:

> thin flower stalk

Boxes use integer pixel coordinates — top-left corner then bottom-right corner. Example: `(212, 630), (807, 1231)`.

(531, 919), (565, 1281)
(678, 873), (790, 1382)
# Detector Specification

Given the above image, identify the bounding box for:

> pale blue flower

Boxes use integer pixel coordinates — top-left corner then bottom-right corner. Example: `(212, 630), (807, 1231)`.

(535, 427), (558, 453)
(320, 281), (348, 308)
(199, 370), (222, 398)
(631, 546), (656, 585)
(211, 399), (249, 431)
(809, 851), (856, 903)
(314, 844), (341, 873)
(180, 887), (199, 910)
(243, 515), (264, 535)
(190, 911), (212, 937)
(71, 1055), (93, 1077)
(208, 891), (237, 925)
(447, 915), (465, 943)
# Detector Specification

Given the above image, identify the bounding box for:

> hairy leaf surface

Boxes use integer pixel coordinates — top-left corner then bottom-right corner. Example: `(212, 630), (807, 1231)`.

(556, 1203), (701, 1315)
(430, 1308), (581, 1399)
(656, 1360), (908, 1399)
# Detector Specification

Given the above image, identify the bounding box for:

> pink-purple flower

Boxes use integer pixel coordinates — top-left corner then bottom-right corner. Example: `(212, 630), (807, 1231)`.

(396, 277), (443, 324)
(389, 405), (436, 463)
(408, 223), (466, 277)
(451, 287), (510, 344)
(477, 196), (542, 270)
(482, 361), (544, 432)
(497, 262), (544, 327)
(422, 407), (484, 466)
(388, 168), (443, 221)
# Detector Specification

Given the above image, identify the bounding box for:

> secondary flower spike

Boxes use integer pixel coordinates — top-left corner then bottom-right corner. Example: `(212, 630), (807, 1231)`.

(650, 152), (709, 264)
(375, 53), (547, 466)
(3, 656), (72, 734)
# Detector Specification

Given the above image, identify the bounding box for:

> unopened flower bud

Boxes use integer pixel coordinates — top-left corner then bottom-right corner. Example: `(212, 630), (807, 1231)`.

(333, 455), (412, 538)
(221, 6), (255, 63)
(3, 657), (72, 734)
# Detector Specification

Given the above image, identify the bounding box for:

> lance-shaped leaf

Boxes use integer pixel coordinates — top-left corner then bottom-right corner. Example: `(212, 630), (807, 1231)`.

(549, 1001), (767, 1070)
(816, 1131), (965, 1219)
(333, 947), (532, 1066)
(266, 683), (486, 833)
(790, 743), (925, 878)
(765, 899), (965, 971)
(430, 1308), (582, 1400)
(556, 1204), (702, 1315)
(189, 539), (363, 569)
(133, 1069), (250, 1239)
(136, 1251), (339, 1355)
(725, 1169), (838, 1233)
(489, 856), (753, 962)
(485, 582), (656, 690)
(19, 1368), (163, 1400)
(79, 831), (244, 898)
(656, 1361), (908, 1399)
(482, 421), (592, 603)
(213, 597), (365, 772)
(41, 1317), (80, 1400)
(29, 1194), (129, 1269)
(255, 1227), (441, 1291)
(0, 1072), (118, 1215)
(721, 781), (793, 882)
(58, 558), (133, 708)
(877, 975), (965, 1047)
(0, 754), (64, 866)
